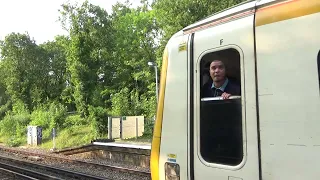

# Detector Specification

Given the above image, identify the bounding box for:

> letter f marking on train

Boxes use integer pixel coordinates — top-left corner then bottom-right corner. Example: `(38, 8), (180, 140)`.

(220, 39), (223, 45)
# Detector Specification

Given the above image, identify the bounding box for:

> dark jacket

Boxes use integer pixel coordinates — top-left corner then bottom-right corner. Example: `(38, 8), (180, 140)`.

(201, 78), (241, 98)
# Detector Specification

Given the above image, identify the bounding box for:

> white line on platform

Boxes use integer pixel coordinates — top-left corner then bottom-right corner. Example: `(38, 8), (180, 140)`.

(92, 142), (151, 150)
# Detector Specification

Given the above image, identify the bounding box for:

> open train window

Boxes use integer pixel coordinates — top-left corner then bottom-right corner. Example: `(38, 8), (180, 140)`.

(199, 48), (243, 166)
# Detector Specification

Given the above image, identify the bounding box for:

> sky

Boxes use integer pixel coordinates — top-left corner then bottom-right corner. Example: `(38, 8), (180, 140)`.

(0, 0), (143, 44)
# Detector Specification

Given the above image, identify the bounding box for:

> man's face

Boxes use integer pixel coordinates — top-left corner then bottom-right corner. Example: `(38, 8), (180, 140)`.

(209, 60), (226, 82)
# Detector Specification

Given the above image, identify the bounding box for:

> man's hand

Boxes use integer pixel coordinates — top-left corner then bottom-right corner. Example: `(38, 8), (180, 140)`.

(221, 92), (231, 99)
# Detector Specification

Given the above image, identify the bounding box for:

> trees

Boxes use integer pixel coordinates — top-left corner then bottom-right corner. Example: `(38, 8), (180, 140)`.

(59, 1), (114, 117)
(0, 33), (49, 110)
(110, 2), (159, 117)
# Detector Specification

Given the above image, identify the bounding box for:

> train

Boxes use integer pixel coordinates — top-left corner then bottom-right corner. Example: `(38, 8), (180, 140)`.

(150, 0), (320, 179)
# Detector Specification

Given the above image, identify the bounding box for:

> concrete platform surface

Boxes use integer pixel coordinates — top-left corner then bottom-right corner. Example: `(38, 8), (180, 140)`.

(92, 142), (151, 150)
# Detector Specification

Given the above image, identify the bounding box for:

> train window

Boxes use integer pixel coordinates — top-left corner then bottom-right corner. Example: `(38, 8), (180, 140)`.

(199, 48), (243, 166)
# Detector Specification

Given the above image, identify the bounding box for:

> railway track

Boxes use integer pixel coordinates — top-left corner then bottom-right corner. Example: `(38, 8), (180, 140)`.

(0, 166), (40, 180)
(0, 146), (151, 180)
(0, 155), (107, 180)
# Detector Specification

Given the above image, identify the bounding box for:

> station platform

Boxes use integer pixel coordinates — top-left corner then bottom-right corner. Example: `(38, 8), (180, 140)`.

(54, 140), (151, 156)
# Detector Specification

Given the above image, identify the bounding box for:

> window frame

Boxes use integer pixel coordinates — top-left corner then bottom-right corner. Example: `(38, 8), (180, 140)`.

(317, 50), (320, 92)
(195, 45), (247, 170)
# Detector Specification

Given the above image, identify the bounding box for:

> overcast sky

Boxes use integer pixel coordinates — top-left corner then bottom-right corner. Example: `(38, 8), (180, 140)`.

(0, 0), (143, 44)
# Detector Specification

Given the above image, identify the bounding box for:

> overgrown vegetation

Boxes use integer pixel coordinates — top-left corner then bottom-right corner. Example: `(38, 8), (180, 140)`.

(40, 125), (94, 149)
(0, 0), (246, 148)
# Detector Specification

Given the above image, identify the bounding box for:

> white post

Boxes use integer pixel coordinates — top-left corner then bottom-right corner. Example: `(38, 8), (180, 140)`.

(154, 65), (159, 104)
(52, 128), (56, 150)
(148, 61), (159, 121)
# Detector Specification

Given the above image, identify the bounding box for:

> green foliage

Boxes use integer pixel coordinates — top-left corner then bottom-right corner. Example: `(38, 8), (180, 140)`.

(30, 109), (51, 128)
(0, 33), (50, 110)
(40, 36), (69, 102)
(40, 125), (94, 149)
(63, 114), (87, 127)
(12, 100), (30, 115)
(111, 87), (131, 116)
(0, 100), (12, 119)
(48, 102), (68, 128)
(0, 102), (31, 146)
(88, 105), (108, 138)
(142, 118), (155, 138)
(27, 102), (67, 144)
(59, 0), (114, 117)
(30, 102), (67, 129)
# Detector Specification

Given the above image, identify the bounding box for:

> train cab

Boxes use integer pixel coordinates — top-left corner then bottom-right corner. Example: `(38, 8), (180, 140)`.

(150, 0), (320, 180)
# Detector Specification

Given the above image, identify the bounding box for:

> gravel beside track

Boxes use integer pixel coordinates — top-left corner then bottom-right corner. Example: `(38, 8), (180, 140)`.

(0, 168), (24, 180)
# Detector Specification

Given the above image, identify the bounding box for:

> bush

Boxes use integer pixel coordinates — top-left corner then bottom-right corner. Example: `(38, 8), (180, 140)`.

(30, 102), (67, 129)
(142, 118), (154, 138)
(6, 136), (24, 147)
(0, 100), (12, 119)
(0, 100), (31, 146)
(88, 105), (108, 138)
(63, 114), (88, 127)
(48, 101), (67, 128)
(30, 107), (51, 129)
(0, 110), (31, 146)
(28, 102), (67, 143)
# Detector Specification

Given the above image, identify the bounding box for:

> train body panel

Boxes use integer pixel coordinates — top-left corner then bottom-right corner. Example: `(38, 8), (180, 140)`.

(158, 31), (190, 180)
(256, 0), (320, 179)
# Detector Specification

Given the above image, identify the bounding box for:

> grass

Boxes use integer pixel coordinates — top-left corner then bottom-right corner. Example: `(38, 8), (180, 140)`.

(0, 125), (95, 150)
(40, 125), (95, 150)
(0, 125), (152, 150)
(0, 136), (6, 143)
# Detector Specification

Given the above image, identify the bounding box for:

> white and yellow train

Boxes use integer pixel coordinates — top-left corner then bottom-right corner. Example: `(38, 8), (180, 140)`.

(150, 0), (320, 179)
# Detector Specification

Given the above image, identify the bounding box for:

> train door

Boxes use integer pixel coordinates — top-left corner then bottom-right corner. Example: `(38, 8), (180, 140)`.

(188, 9), (260, 180)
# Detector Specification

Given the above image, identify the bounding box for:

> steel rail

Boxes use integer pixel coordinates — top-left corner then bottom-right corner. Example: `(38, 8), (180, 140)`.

(0, 155), (108, 180)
